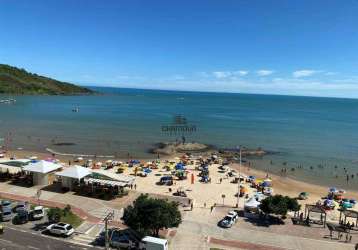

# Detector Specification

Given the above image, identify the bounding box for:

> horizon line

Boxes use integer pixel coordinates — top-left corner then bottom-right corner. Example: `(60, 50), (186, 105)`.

(81, 84), (358, 101)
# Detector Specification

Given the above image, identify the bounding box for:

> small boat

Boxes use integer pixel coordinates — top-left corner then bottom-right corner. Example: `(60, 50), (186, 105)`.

(72, 107), (79, 112)
(0, 99), (16, 104)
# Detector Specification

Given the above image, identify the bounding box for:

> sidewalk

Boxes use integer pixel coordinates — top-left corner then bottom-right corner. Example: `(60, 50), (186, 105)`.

(0, 182), (125, 227)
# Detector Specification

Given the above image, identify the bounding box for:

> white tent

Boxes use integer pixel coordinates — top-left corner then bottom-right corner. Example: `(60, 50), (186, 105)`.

(56, 165), (91, 190)
(56, 165), (91, 180)
(23, 160), (63, 185)
(244, 197), (261, 211)
(23, 160), (62, 174)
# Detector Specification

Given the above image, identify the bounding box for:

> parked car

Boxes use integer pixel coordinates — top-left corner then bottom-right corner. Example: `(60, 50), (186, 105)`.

(46, 223), (74, 237)
(227, 210), (239, 221)
(1, 200), (12, 210)
(109, 229), (139, 249)
(158, 176), (173, 186)
(13, 209), (28, 224)
(218, 214), (236, 228)
(0, 208), (12, 222)
(14, 201), (28, 213)
(30, 206), (45, 220)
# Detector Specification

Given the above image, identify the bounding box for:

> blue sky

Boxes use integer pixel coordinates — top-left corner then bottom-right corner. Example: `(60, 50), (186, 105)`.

(1, 0), (358, 98)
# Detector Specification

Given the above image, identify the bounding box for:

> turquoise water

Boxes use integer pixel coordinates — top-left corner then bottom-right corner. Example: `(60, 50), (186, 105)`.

(1, 87), (358, 189)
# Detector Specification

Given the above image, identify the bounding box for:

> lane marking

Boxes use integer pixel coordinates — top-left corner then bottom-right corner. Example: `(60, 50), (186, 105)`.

(27, 246), (40, 250)
(0, 239), (13, 244)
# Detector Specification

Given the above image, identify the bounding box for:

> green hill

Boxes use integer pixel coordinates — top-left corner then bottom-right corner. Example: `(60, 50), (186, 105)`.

(0, 64), (94, 95)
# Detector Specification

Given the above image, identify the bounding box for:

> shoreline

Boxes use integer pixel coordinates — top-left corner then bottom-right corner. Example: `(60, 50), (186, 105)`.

(232, 163), (358, 203)
(5, 148), (358, 199)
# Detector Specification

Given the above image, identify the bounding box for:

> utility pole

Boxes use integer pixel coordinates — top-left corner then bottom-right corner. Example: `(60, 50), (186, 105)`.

(104, 210), (115, 250)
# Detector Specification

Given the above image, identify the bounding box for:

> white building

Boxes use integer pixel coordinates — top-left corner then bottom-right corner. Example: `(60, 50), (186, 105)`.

(23, 160), (63, 185)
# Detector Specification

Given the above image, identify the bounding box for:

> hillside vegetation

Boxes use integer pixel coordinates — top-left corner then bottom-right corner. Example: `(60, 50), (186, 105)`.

(0, 64), (93, 95)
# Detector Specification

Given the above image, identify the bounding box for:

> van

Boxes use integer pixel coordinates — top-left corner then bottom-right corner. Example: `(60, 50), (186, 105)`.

(140, 236), (168, 250)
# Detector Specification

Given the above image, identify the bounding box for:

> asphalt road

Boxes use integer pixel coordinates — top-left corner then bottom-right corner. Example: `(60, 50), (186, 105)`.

(0, 227), (100, 250)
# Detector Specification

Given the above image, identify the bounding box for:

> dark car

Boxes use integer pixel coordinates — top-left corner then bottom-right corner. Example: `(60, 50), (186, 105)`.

(13, 209), (29, 224)
(158, 176), (173, 186)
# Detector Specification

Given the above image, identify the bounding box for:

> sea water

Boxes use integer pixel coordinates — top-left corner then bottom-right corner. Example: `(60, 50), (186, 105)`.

(1, 87), (358, 189)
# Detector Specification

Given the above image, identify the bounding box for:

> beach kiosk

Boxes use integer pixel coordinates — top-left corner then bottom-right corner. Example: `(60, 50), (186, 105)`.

(55, 165), (92, 190)
(244, 197), (261, 218)
(23, 160), (63, 186)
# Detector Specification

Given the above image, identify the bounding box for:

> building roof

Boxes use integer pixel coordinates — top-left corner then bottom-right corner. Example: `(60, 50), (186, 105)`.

(23, 160), (63, 174)
(56, 165), (91, 180)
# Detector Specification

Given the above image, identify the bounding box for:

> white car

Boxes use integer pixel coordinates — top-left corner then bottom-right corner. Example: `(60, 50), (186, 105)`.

(219, 215), (236, 228)
(31, 206), (45, 220)
(47, 223), (74, 236)
(227, 211), (239, 221)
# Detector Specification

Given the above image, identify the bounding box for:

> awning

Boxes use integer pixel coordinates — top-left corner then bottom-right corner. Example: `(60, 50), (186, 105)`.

(0, 164), (22, 174)
(23, 160), (63, 174)
(84, 177), (127, 187)
(91, 169), (135, 184)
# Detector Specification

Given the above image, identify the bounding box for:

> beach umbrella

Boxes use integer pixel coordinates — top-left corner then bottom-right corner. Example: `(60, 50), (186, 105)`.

(342, 202), (353, 209)
(329, 187), (338, 193)
(261, 181), (271, 187)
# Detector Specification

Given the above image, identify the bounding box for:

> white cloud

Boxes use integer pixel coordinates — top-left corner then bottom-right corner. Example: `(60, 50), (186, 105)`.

(324, 72), (338, 76)
(213, 71), (232, 79)
(293, 70), (319, 78)
(212, 70), (249, 79)
(234, 70), (248, 76)
(256, 70), (274, 76)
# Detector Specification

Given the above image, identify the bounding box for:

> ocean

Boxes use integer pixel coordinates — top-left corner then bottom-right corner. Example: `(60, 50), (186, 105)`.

(1, 87), (358, 189)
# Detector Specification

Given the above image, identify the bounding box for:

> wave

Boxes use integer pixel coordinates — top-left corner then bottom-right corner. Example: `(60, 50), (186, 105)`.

(46, 148), (114, 158)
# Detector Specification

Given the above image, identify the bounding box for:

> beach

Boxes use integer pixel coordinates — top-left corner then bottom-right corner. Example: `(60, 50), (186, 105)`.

(5, 147), (358, 223)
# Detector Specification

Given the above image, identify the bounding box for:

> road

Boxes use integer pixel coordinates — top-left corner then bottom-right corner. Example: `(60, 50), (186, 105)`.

(0, 227), (101, 250)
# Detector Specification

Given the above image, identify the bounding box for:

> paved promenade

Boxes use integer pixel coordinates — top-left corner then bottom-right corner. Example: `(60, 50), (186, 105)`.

(170, 208), (356, 250)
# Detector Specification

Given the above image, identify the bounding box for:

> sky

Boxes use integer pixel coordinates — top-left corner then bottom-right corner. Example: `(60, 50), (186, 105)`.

(1, 0), (358, 98)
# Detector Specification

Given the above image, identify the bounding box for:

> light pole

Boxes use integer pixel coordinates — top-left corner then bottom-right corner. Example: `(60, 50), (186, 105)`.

(236, 145), (242, 208)
(104, 210), (115, 250)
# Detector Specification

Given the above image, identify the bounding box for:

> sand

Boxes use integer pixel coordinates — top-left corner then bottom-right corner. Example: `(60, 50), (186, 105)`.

(3, 149), (358, 223)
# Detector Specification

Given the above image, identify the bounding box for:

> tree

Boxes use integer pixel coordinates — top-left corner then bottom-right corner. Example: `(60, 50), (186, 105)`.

(47, 207), (62, 223)
(260, 195), (300, 218)
(122, 194), (182, 237)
